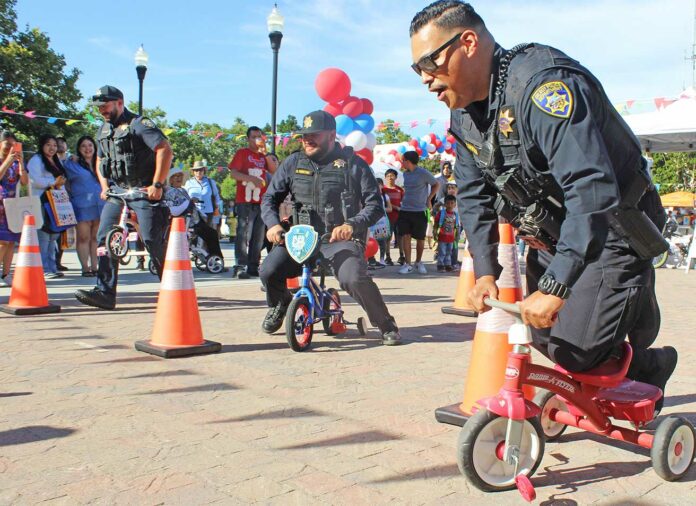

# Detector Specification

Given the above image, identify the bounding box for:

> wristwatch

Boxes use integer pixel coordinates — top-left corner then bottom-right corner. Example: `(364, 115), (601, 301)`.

(153, 181), (164, 189)
(538, 274), (571, 299)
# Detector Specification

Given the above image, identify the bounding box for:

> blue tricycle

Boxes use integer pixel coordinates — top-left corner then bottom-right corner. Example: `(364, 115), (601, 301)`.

(283, 224), (367, 352)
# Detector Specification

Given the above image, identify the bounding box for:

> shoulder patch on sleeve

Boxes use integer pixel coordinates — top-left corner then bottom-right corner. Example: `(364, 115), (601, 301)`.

(531, 81), (573, 119)
(141, 118), (156, 128)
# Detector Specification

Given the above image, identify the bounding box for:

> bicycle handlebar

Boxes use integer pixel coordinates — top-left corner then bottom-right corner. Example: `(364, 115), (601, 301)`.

(105, 188), (148, 199)
(483, 297), (521, 315)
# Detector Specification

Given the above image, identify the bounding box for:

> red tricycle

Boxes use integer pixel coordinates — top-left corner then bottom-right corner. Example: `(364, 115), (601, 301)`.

(457, 298), (695, 502)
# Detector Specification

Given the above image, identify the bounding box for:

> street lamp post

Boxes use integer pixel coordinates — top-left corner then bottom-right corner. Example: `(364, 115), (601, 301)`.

(267, 4), (284, 155)
(134, 44), (149, 115)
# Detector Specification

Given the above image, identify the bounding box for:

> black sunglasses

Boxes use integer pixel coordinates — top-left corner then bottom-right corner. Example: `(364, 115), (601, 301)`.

(411, 32), (463, 76)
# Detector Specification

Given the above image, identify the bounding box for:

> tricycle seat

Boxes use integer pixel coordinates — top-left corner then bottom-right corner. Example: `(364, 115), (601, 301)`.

(554, 342), (632, 388)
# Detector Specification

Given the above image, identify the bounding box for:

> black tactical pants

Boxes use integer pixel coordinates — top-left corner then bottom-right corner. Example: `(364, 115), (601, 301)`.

(96, 192), (169, 297)
(259, 240), (398, 333)
(526, 231), (660, 373)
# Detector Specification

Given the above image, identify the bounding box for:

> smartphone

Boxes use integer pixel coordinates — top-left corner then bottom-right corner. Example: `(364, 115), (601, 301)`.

(12, 142), (22, 154)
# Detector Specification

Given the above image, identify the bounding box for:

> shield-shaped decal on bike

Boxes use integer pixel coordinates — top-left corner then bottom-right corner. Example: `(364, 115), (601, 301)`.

(285, 225), (319, 264)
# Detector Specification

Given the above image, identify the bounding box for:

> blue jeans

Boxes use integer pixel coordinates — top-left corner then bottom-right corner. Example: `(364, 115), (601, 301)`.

(437, 241), (454, 267)
(37, 229), (59, 273)
(234, 203), (265, 271)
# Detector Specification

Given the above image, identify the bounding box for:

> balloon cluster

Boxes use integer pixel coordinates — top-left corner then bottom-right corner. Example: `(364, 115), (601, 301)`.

(379, 133), (457, 168)
(315, 68), (377, 166)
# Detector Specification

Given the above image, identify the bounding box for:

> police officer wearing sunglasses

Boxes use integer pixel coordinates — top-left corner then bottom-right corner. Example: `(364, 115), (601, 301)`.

(410, 1), (676, 413)
(260, 110), (401, 346)
(75, 85), (173, 310)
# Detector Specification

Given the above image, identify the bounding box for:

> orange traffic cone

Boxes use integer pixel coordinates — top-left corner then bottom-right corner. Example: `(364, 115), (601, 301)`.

(0, 214), (60, 315)
(435, 222), (532, 426)
(135, 217), (221, 358)
(441, 248), (477, 317)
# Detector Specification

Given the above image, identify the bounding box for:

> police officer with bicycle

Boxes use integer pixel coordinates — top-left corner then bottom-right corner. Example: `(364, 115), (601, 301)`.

(410, 1), (676, 412)
(260, 110), (401, 346)
(75, 85), (172, 310)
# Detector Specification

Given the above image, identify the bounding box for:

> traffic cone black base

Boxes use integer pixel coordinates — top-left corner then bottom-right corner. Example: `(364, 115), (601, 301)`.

(135, 339), (221, 359)
(0, 303), (61, 316)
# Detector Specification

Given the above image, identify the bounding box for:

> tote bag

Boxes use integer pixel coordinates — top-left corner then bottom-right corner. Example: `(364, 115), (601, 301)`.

(3, 183), (43, 232)
(45, 187), (77, 229)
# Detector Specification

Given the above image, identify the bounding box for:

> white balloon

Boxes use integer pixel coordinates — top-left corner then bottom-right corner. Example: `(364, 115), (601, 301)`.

(421, 135), (431, 144)
(444, 142), (452, 150)
(427, 143), (436, 153)
(405, 146), (416, 152)
(386, 154), (396, 164)
(393, 161), (402, 170)
(365, 132), (377, 150)
(344, 130), (367, 151)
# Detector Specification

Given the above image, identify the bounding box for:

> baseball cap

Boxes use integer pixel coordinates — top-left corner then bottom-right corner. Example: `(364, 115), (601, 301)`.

(91, 85), (124, 105)
(298, 110), (336, 134)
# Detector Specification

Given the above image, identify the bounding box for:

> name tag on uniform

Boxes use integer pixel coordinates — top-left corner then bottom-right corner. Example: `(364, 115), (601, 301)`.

(296, 169), (314, 176)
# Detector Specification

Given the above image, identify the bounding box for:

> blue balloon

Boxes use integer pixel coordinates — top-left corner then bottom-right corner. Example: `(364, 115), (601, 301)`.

(396, 145), (407, 154)
(419, 140), (428, 150)
(437, 145), (445, 153)
(335, 115), (355, 136)
(353, 114), (375, 133)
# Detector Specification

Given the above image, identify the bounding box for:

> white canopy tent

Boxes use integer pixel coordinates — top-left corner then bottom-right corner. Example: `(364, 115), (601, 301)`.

(623, 89), (696, 152)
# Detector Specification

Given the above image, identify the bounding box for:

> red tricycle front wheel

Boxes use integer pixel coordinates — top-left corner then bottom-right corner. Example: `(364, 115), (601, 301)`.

(286, 297), (313, 352)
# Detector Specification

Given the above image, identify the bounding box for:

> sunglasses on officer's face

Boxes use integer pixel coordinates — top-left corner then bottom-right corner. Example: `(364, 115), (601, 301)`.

(411, 32), (463, 76)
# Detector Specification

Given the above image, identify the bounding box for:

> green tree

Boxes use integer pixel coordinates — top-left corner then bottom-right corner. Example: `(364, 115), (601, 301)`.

(219, 175), (237, 201)
(651, 152), (696, 194)
(375, 119), (411, 144)
(0, 0), (82, 143)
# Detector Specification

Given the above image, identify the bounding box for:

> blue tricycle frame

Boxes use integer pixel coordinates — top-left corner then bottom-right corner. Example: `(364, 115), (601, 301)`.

(283, 225), (366, 352)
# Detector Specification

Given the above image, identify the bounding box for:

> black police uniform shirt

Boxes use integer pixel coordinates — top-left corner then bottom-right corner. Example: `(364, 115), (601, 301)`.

(261, 143), (384, 237)
(96, 108), (167, 186)
(454, 44), (648, 289)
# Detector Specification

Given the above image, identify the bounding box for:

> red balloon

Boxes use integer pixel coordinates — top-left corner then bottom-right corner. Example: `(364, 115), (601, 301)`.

(429, 133), (437, 144)
(416, 147), (422, 156)
(446, 135), (456, 144)
(435, 140), (443, 149)
(360, 98), (374, 115)
(342, 96), (363, 118)
(324, 102), (343, 117)
(365, 237), (379, 259)
(356, 148), (374, 165)
(315, 68), (351, 103)
(409, 138), (419, 147)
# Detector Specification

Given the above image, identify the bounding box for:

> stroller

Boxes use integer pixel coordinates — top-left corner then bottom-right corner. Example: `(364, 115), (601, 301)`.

(185, 207), (225, 274)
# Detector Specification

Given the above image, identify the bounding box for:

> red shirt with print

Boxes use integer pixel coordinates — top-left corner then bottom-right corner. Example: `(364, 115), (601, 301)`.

(228, 148), (268, 204)
(382, 185), (404, 223)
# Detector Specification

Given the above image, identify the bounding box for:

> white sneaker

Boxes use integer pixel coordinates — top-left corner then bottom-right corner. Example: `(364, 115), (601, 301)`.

(416, 262), (427, 274)
(0, 274), (9, 287)
(398, 264), (414, 274)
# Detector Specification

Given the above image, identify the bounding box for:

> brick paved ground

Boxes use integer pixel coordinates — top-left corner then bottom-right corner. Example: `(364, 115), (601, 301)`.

(0, 246), (695, 505)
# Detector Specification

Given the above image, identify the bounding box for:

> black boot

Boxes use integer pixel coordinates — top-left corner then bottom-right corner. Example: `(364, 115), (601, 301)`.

(629, 346), (678, 415)
(262, 302), (288, 334)
(75, 288), (116, 310)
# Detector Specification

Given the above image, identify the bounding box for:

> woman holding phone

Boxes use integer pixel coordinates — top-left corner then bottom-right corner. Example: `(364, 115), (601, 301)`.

(0, 130), (29, 287)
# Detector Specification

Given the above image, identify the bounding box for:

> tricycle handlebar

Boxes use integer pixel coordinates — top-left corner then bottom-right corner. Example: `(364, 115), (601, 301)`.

(483, 297), (521, 315)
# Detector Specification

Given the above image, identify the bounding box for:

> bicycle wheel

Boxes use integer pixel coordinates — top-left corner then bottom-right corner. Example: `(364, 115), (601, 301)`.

(285, 297), (313, 352)
(458, 410), (544, 492)
(105, 228), (128, 259)
(653, 251), (669, 269)
(322, 288), (342, 335)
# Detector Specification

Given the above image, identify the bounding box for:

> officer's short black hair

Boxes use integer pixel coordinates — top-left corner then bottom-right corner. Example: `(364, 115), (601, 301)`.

(409, 0), (485, 37)
(247, 126), (262, 138)
(444, 194), (457, 203)
(56, 136), (67, 143)
(385, 168), (398, 177)
(402, 151), (420, 164)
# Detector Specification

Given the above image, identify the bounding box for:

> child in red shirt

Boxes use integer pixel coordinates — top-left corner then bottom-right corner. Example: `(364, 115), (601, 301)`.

(433, 195), (459, 272)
